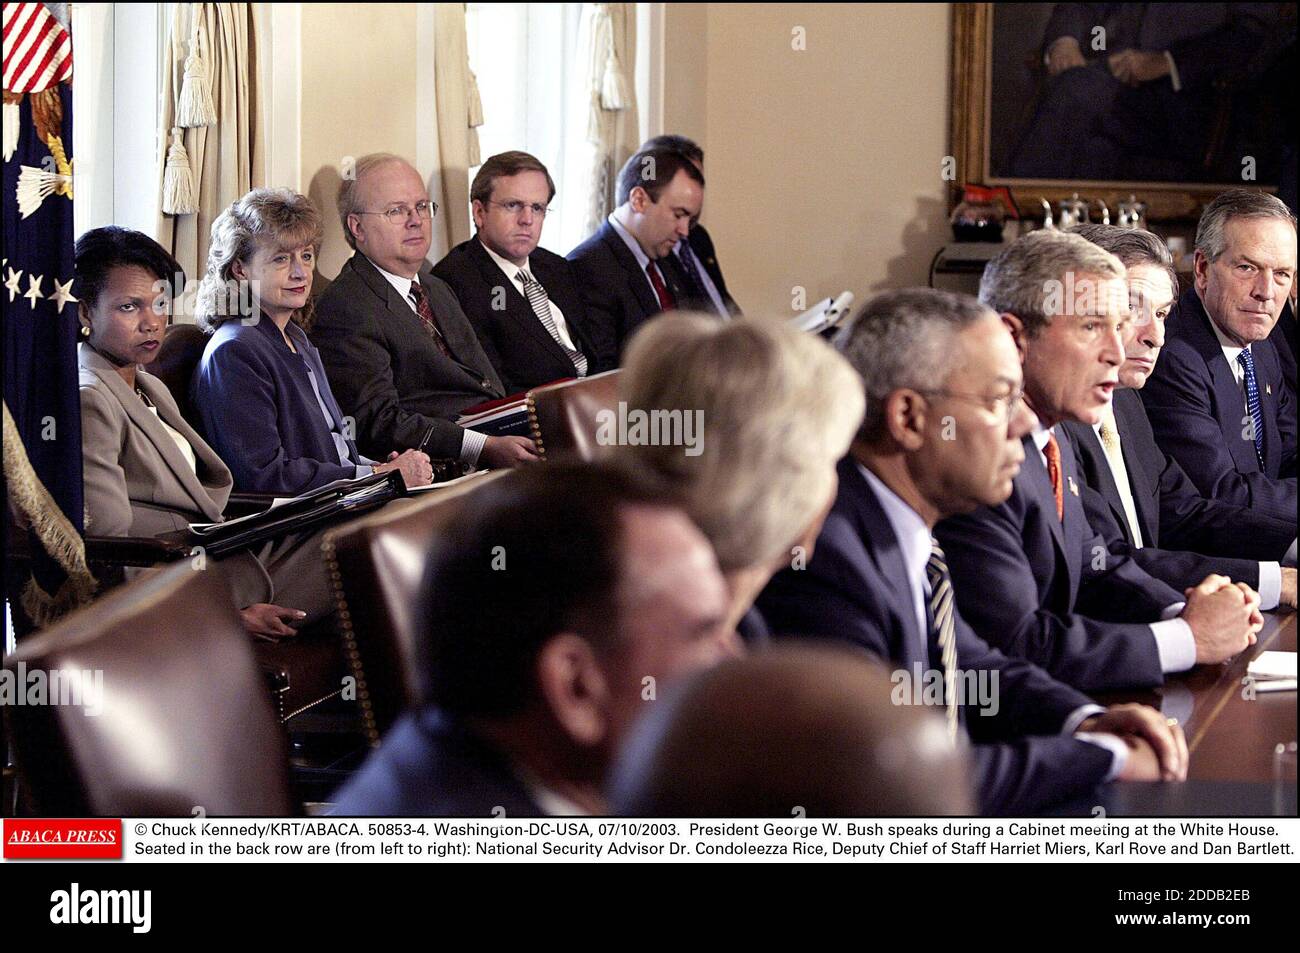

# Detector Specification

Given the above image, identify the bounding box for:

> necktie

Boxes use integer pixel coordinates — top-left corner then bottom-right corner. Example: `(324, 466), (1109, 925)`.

(1097, 405), (1144, 547)
(926, 540), (960, 745)
(517, 271), (588, 376)
(408, 281), (454, 360)
(645, 261), (676, 313)
(1044, 432), (1064, 521)
(1237, 349), (1267, 470)
(675, 240), (707, 297)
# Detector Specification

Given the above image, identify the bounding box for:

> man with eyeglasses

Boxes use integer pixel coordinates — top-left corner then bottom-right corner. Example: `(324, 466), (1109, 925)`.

(433, 151), (600, 393)
(758, 288), (1190, 814)
(313, 153), (539, 470)
(567, 147), (704, 370)
(934, 230), (1261, 694)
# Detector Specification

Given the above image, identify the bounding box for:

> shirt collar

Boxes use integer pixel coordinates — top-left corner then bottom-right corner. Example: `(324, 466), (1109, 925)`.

(1030, 414), (1054, 452)
(478, 237), (531, 282)
(365, 254), (421, 301)
(513, 764), (590, 816)
(1205, 307), (1249, 364)
(858, 463), (931, 586)
(607, 211), (652, 270)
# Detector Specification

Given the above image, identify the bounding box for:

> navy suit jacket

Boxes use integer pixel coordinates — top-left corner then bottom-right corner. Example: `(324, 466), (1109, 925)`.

(331, 708), (542, 817)
(664, 224), (741, 317)
(193, 314), (363, 494)
(757, 457), (1113, 815)
(1063, 388), (1290, 589)
(1140, 286), (1297, 524)
(935, 427), (1182, 692)
(432, 238), (601, 393)
(566, 220), (684, 370)
(1270, 301), (1296, 404)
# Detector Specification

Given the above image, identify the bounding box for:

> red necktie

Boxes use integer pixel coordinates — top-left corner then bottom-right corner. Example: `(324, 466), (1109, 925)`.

(1044, 432), (1064, 522)
(646, 261), (676, 312)
(409, 281), (454, 360)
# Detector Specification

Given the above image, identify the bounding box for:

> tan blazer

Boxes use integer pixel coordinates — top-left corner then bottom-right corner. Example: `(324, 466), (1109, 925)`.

(79, 344), (231, 537)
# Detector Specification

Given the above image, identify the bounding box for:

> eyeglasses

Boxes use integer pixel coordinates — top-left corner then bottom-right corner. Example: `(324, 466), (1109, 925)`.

(486, 199), (551, 217)
(355, 200), (438, 224)
(917, 387), (1025, 422)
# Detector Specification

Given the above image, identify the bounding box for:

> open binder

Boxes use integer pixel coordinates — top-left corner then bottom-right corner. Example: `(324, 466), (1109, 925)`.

(188, 470), (408, 559)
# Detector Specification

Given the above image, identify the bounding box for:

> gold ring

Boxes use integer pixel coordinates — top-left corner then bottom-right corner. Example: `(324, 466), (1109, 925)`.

(1166, 718), (1179, 727)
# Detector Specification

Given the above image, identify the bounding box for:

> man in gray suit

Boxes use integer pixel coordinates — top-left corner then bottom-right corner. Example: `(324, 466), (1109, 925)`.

(311, 154), (538, 469)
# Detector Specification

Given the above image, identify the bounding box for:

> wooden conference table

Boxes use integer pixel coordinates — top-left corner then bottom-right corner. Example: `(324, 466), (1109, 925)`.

(1076, 610), (1298, 816)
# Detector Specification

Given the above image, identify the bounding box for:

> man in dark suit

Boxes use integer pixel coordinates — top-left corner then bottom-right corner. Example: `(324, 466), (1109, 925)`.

(311, 153), (538, 469)
(759, 290), (1188, 815)
(1065, 223), (1297, 608)
(332, 463), (738, 816)
(1140, 190), (1297, 524)
(935, 231), (1260, 693)
(432, 152), (599, 392)
(566, 148), (704, 369)
(640, 134), (740, 318)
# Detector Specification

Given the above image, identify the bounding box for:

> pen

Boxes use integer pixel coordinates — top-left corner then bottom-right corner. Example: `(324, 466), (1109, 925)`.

(417, 423), (435, 453)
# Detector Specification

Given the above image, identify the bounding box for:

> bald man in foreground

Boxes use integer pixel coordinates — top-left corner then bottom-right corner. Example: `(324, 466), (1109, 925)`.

(609, 645), (973, 817)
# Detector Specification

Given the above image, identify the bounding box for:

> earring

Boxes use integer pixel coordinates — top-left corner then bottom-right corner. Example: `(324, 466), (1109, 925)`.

(79, 324), (91, 338)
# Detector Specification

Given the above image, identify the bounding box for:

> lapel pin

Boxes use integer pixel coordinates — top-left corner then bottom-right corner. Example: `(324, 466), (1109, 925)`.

(1068, 476), (1079, 496)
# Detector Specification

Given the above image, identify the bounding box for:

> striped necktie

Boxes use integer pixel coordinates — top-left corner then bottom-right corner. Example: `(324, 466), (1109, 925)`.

(926, 540), (960, 745)
(676, 240), (707, 296)
(1238, 348), (1266, 469)
(517, 271), (588, 376)
(408, 281), (454, 360)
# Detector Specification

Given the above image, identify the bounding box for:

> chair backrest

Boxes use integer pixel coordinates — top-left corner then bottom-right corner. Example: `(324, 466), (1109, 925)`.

(526, 369), (620, 461)
(152, 323), (209, 431)
(2, 561), (294, 816)
(323, 471), (508, 745)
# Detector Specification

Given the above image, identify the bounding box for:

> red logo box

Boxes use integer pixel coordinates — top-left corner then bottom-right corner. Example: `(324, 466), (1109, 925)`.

(4, 819), (123, 859)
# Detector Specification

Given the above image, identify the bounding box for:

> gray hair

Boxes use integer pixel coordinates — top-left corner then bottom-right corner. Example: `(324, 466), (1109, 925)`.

(617, 313), (865, 575)
(336, 152), (410, 250)
(195, 187), (323, 330)
(837, 289), (997, 443)
(1072, 223), (1178, 298)
(978, 229), (1125, 335)
(1195, 189), (1297, 263)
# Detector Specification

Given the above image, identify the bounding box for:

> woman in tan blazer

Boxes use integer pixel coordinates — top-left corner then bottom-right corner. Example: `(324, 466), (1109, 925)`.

(76, 226), (331, 637)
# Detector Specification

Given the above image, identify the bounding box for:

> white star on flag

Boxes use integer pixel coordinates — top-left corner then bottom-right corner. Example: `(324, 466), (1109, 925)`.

(5, 267), (23, 302)
(23, 273), (43, 307)
(50, 276), (77, 311)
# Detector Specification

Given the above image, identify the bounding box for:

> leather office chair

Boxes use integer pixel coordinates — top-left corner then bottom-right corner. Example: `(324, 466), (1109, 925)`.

(323, 471), (508, 745)
(2, 560), (295, 816)
(152, 323), (209, 432)
(526, 370), (621, 461)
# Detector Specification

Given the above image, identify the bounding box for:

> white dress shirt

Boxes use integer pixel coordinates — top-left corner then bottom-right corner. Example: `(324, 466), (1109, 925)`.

(478, 239), (579, 352)
(367, 256), (488, 467)
(859, 463), (1127, 779)
(1029, 420), (1197, 674)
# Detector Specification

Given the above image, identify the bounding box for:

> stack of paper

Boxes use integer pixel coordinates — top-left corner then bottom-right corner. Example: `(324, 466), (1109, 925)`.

(1246, 651), (1296, 692)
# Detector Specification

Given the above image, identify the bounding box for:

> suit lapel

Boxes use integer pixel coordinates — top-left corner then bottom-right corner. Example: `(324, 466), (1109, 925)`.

(470, 240), (573, 364)
(1113, 390), (1159, 543)
(82, 351), (224, 522)
(1022, 433), (1067, 558)
(1054, 426), (1086, 596)
(841, 459), (929, 671)
(601, 222), (661, 317)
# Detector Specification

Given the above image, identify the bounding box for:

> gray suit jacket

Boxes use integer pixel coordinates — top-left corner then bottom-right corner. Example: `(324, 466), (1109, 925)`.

(79, 344), (231, 537)
(310, 253), (505, 460)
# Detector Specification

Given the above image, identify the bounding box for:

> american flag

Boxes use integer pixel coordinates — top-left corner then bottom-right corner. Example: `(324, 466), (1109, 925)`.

(2, 1), (72, 94)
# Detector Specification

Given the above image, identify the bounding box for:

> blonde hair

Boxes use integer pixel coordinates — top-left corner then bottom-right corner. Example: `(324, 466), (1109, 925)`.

(195, 187), (323, 330)
(617, 314), (865, 575)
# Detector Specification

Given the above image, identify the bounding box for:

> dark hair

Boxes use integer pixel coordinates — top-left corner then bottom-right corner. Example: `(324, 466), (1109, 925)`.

(74, 226), (184, 309)
(639, 134), (703, 165)
(470, 151), (556, 207)
(616, 148), (705, 207)
(1071, 223), (1179, 299)
(421, 462), (670, 718)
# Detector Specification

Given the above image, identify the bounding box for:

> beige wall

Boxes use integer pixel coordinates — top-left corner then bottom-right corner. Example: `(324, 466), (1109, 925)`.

(664, 3), (952, 315)
(299, 3), (419, 277)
